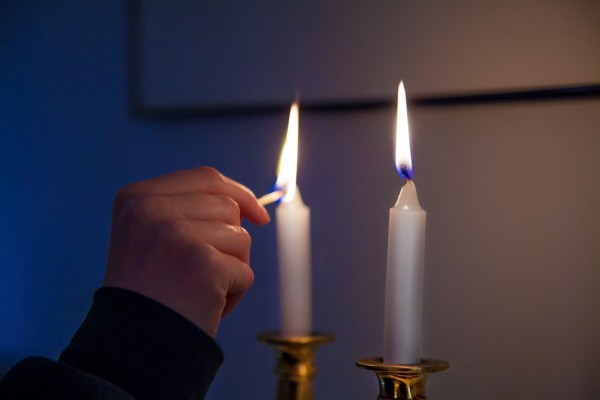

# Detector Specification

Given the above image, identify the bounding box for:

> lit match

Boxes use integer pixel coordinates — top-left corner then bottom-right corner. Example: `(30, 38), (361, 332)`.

(257, 190), (284, 207)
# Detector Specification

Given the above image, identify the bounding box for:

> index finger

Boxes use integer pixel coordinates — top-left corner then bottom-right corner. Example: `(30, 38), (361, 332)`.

(124, 167), (270, 225)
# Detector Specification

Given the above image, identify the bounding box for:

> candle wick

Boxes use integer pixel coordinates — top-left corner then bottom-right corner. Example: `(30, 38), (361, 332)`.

(399, 164), (412, 181)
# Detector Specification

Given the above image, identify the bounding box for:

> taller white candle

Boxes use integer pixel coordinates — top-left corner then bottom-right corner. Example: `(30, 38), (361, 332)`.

(275, 104), (312, 336)
(383, 82), (426, 364)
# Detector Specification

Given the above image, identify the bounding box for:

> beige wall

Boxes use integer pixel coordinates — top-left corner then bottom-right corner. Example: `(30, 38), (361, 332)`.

(296, 2), (600, 398)
(291, 98), (600, 398)
(410, 102), (598, 398)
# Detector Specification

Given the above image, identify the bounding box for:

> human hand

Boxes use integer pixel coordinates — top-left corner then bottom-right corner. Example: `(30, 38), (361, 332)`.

(103, 167), (270, 337)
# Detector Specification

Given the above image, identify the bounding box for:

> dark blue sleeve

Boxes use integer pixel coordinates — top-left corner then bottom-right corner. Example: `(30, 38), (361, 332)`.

(0, 356), (132, 399)
(0, 287), (224, 399)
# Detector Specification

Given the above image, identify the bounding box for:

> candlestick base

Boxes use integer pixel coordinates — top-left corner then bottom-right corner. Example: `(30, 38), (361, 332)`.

(356, 357), (449, 400)
(258, 331), (334, 400)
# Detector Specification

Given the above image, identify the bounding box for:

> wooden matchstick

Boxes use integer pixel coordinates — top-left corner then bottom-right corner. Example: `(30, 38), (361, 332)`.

(257, 190), (284, 207)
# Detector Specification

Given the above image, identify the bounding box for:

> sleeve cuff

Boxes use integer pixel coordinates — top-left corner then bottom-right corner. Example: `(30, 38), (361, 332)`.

(59, 287), (224, 400)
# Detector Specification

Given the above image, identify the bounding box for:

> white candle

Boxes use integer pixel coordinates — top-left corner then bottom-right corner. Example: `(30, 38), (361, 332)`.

(383, 82), (426, 364)
(276, 188), (312, 336)
(274, 103), (312, 336)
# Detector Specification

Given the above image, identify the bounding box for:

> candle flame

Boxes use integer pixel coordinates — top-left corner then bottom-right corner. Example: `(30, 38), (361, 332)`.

(275, 103), (299, 202)
(395, 81), (413, 180)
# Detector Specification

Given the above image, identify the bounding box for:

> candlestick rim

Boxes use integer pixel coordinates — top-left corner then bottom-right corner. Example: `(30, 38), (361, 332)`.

(257, 331), (335, 346)
(356, 357), (449, 374)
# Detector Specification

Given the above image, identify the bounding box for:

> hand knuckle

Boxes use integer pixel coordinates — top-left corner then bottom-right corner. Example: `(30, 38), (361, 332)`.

(128, 194), (170, 223)
(223, 224), (251, 248)
(196, 166), (224, 183)
(217, 194), (240, 217)
(191, 243), (221, 280)
(113, 183), (139, 210)
(242, 264), (255, 288)
(236, 226), (252, 248)
(158, 219), (191, 242)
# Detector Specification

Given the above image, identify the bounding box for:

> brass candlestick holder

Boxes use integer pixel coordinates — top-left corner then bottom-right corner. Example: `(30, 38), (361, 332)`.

(258, 331), (334, 400)
(356, 357), (449, 400)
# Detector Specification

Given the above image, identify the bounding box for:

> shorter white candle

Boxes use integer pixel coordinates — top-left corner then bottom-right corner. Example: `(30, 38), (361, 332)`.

(276, 187), (312, 336)
(274, 103), (312, 336)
